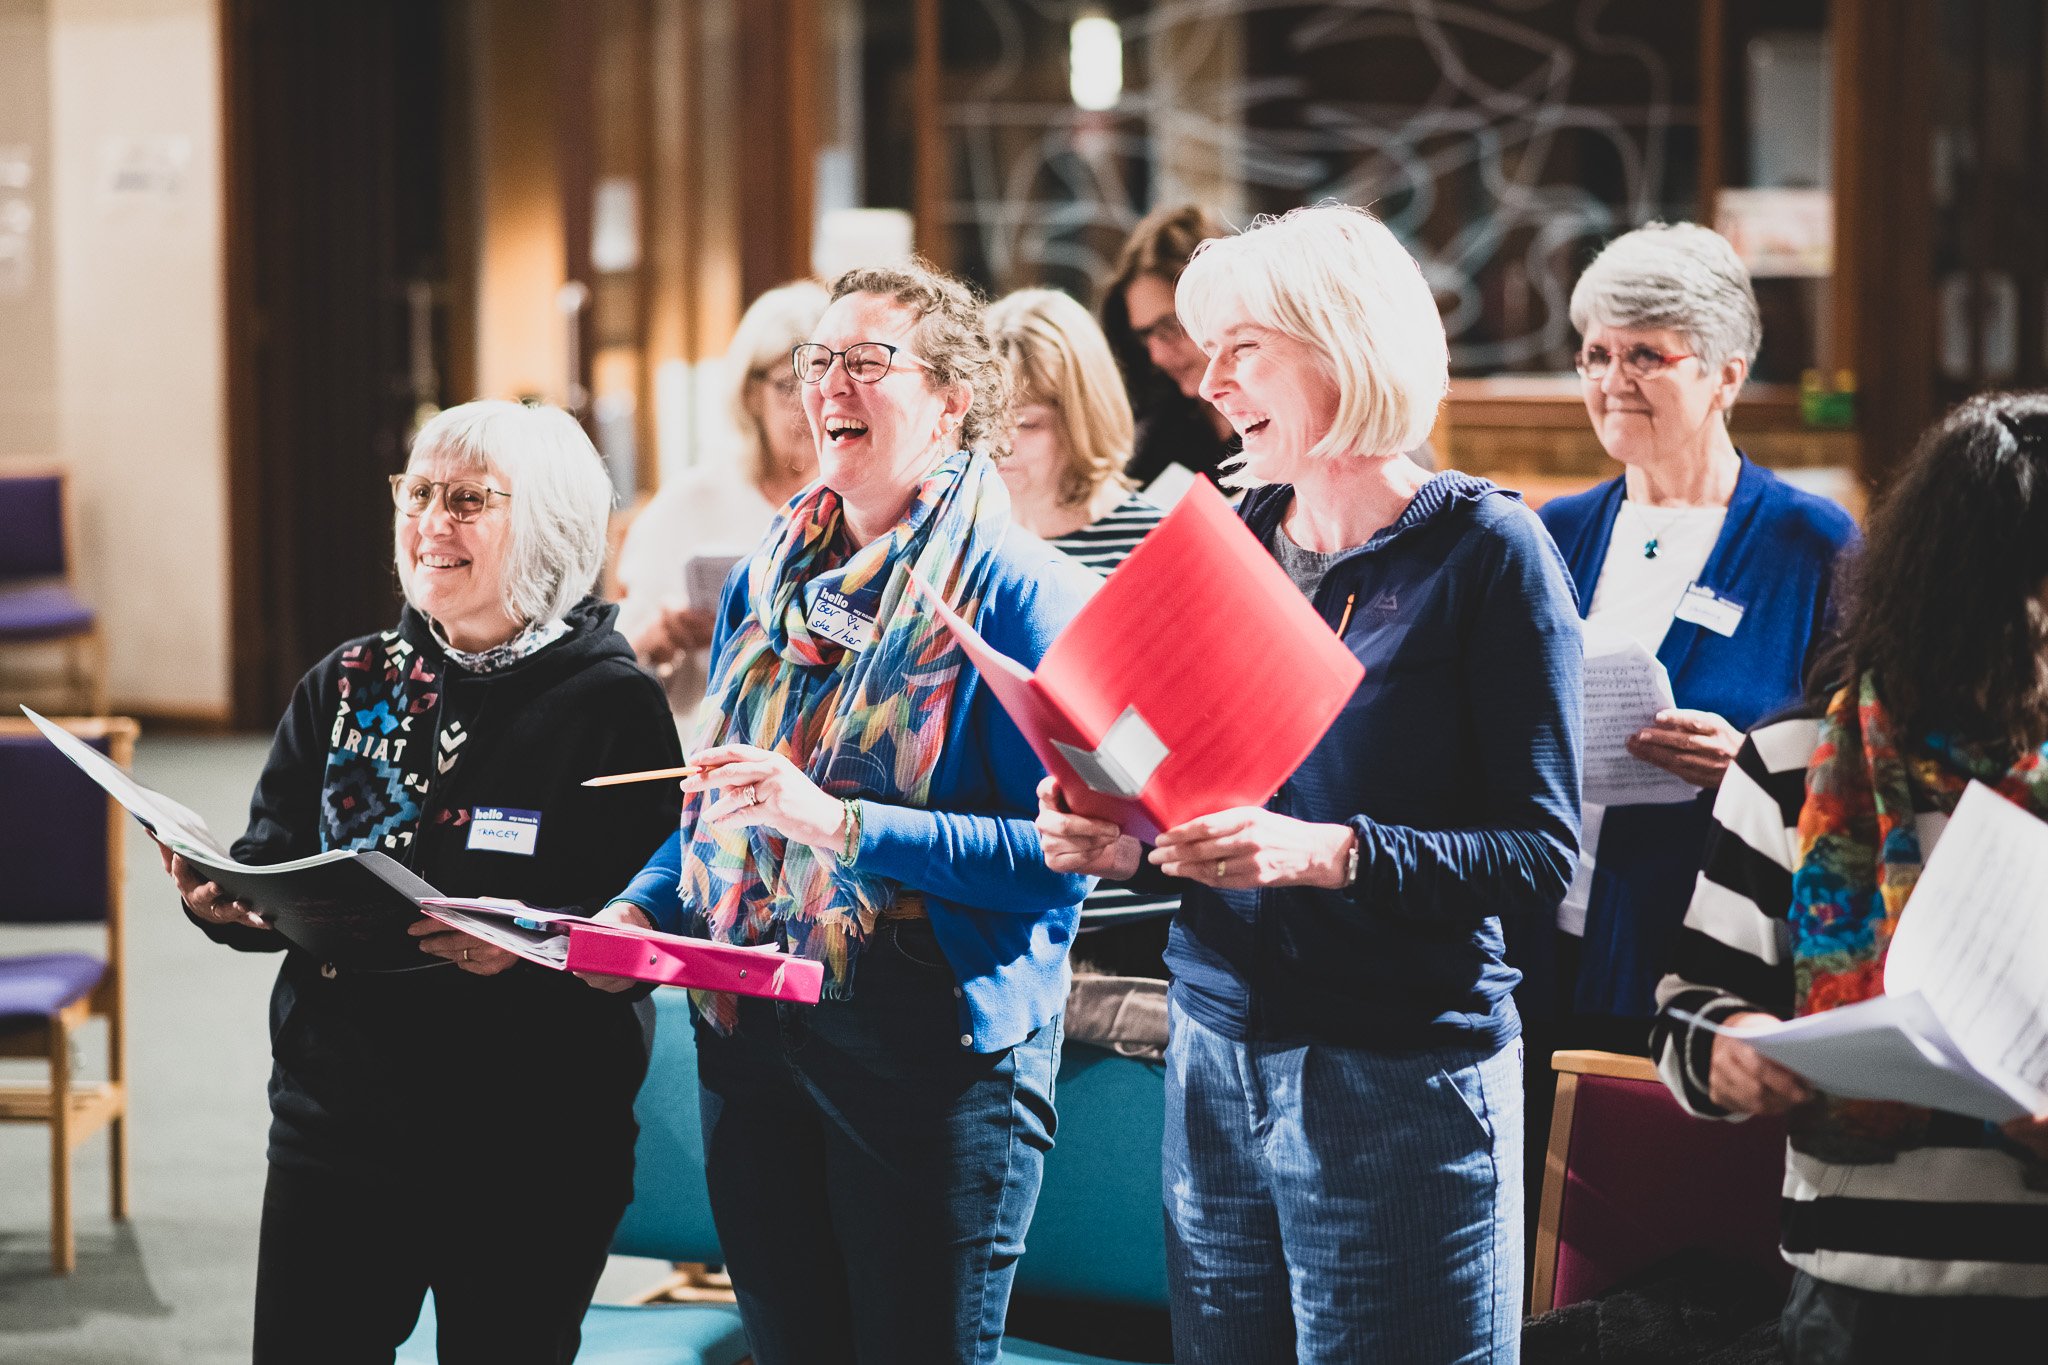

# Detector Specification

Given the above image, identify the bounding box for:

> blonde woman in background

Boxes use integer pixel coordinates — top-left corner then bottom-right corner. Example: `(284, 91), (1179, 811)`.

(988, 287), (1175, 981)
(987, 287), (1164, 573)
(616, 280), (830, 720)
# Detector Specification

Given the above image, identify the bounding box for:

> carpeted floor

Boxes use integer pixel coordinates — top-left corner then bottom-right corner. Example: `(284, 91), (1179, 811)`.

(0, 735), (667, 1364)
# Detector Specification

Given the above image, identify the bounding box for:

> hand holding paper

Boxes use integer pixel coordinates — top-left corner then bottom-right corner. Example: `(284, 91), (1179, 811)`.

(1579, 628), (1699, 806)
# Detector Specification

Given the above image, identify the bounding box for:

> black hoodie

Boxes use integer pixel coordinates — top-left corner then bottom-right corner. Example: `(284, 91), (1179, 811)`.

(195, 597), (683, 1188)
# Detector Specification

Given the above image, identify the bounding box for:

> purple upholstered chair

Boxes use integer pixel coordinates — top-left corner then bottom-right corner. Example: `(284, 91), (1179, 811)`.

(1530, 1048), (1791, 1314)
(0, 469), (106, 714)
(0, 715), (137, 1273)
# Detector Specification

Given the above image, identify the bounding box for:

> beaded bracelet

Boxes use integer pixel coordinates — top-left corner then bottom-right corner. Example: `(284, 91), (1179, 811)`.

(837, 797), (863, 864)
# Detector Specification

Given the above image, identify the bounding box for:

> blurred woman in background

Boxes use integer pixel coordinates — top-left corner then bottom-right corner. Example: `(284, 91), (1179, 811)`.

(988, 286), (1174, 981)
(1100, 202), (1238, 489)
(616, 280), (829, 723)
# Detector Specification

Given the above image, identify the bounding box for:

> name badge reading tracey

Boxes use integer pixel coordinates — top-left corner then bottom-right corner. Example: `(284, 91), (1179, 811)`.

(467, 807), (541, 856)
(1674, 583), (1746, 638)
(806, 587), (877, 651)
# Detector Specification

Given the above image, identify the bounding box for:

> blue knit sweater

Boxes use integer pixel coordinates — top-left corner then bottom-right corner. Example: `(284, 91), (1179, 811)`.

(613, 526), (1097, 1053)
(1165, 473), (1584, 1053)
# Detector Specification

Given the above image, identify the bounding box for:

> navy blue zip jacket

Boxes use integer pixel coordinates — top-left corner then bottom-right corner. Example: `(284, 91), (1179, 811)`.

(1164, 473), (1584, 1054)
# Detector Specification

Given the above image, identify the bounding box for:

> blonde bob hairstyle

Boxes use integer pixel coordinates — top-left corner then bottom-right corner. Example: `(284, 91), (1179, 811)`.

(398, 399), (615, 627)
(1175, 204), (1448, 476)
(986, 288), (1136, 505)
(724, 279), (830, 485)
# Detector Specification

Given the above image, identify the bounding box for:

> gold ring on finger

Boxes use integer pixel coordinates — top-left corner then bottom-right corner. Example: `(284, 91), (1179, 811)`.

(1215, 858), (1227, 879)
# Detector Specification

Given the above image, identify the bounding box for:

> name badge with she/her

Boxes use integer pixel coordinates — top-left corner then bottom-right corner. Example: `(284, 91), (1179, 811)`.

(1673, 583), (1745, 638)
(806, 587), (877, 652)
(467, 807), (541, 855)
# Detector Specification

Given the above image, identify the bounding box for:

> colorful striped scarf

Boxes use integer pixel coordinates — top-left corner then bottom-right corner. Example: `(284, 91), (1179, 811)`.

(1788, 672), (2048, 1160)
(683, 449), (1011, 1025)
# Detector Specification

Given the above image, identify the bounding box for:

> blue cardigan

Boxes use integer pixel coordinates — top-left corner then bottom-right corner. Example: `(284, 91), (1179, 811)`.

(1165, 473), (1584, 1055)
(614, 527), (1097, 1053)
(1538, 454), (1858, 1017)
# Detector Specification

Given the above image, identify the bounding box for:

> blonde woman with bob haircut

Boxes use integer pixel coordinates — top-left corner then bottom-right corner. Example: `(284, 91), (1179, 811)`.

(617, 280), (829, 721)
(1038, 204), (1583, 1362)
(987, 287), (1165, 573)
(158, 399), (684, 1363)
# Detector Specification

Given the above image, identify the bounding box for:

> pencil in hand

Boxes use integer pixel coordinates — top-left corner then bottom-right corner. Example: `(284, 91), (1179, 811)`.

(581, 764), (703, 788)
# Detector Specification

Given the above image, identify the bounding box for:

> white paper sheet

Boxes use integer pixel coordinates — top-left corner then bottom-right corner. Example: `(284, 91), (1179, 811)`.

(1579, 628), (1699, 806)
(22, 705), (226, 856)
(1883, 782), (2048, 1114)
(1680, 996), (2033, 1124)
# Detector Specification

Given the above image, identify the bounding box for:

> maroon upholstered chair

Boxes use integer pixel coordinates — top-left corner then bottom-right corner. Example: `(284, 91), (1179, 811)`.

(1530, 1049), (1791, 1314)
(0, 468), (106, 714)
(0, 716), (137, 1273)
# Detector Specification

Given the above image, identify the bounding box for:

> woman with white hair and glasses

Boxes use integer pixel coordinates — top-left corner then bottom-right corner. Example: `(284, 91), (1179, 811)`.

(1037, 204), (1582, 1361)
(1537, 225), (1859, 1054)
(617, 280), (829, 723)
(159, 400), (683, 1363)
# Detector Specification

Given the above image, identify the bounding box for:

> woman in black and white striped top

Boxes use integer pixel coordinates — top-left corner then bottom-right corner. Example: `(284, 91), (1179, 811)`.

(988, 287), (1175, 975)
(1653, 392), (2048, 1360)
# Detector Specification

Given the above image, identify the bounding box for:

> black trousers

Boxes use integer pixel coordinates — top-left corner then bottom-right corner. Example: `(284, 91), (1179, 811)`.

(252, 1159), (627, 1365)
(1781, 1270), (2048, 1364)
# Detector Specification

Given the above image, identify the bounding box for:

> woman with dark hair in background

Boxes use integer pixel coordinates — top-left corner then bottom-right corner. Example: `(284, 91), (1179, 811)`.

(1100, 202), (1238, 489)
(1653, 391), (2048, 1362)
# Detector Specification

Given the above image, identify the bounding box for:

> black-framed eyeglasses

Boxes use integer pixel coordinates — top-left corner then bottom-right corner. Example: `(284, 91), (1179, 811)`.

(792, 341), (926, 385)
(389, 474), (512, 523)
(1574, 343), (1695, 382)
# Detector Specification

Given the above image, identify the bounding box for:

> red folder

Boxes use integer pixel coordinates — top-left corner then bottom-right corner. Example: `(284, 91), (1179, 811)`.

(913, 479), (1364, 842)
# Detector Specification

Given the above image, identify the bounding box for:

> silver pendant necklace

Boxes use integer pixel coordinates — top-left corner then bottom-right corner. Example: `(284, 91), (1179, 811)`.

(1633, 501), (1689, 560)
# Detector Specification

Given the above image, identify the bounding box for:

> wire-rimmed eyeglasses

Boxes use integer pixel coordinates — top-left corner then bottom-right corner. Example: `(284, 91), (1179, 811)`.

(1574, 343), (1695, 382)
(389, 474), (512, 523)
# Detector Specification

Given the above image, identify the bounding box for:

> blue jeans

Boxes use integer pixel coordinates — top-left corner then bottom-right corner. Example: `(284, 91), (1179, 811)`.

(1164, 999), (1523, 1364)
(695, 918), (1060, 1365)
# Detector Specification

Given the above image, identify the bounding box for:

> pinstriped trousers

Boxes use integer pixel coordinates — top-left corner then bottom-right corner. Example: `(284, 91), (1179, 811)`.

(1163, 1000), (1523, 1364)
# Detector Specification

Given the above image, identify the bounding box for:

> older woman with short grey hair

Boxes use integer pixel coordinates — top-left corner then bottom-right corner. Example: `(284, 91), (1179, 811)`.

(1039, 204), (1581, 1360)
(1536, 223), (1859, 1052)
(158, 398), (684, 1363)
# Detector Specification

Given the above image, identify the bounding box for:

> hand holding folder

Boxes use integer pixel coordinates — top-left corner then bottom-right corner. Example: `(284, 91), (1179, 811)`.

(911, 479), (1364, 842)
(417, 898), (824, 1003)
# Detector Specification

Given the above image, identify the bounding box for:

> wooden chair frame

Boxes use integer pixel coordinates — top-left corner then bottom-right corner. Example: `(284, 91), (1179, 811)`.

(0, 714), (136, 1273)
(0, 465), (109, 716)
(1528, 1047), (1661, 1315)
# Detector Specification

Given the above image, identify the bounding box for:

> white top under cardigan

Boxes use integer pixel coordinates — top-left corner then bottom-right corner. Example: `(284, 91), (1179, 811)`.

(1558, 500), (1726, 937)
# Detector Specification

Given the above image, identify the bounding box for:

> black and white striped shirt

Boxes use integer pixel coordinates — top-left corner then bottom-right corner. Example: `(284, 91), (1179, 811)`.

(1653, 713), (2048, 1296)
(1047, 490), (1165, 577)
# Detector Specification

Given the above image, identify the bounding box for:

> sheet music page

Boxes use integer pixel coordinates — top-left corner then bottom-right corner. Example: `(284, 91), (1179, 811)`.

(1883, 781), (2048, 1112)
(1579, 627), (1698, 806)
(1681, 995), (2032, 1123)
